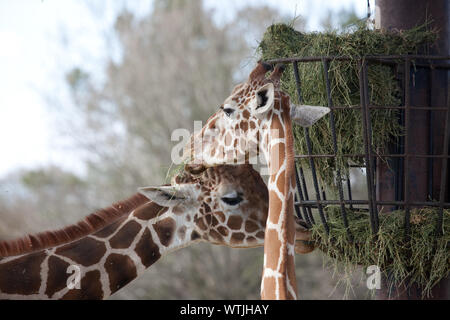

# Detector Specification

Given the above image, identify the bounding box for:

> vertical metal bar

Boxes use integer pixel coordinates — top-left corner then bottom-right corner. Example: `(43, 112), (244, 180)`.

(292, 61), (314, 225)
(362, 60), (380, 231)
(427, 68), (434, 200)
(298, 165), (315, 224)
(436, 85), (450, 235)
(304, 128), (330, 233)
(396, 74), (406, 211)
(359, 59), (378, 235)
(294, 162), (313, 227)
(322, 58), (352, 239)
(404, 59), (411, 238)
(321, 186), (327, 201)
(293, 61), (329, 234)
(346, 177), (354, 210)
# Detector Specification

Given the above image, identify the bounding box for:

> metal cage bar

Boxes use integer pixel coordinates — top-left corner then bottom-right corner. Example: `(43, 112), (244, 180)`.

(322, 58), (351, 239)
(292, 61), (329, 234)
(267, 54), (450, 238)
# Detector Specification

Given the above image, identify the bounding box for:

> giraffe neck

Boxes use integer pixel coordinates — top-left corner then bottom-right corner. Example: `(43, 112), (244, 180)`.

(260, 96), (297, 300)
(0, 201), (199, 300)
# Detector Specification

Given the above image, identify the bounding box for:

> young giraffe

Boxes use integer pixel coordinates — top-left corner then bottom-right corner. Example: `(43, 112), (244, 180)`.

(0, 164), (313, 300)
(186, 62), (329, 300)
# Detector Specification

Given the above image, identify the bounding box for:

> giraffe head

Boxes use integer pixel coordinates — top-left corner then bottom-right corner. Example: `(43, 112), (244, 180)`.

(139, 164), (269, 248)
(138, 164), (313, 252)
(185, 61), (330, 169)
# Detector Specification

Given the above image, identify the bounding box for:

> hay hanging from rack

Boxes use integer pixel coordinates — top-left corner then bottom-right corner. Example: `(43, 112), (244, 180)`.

(311, 206), (449, 298)
(258, 23), (437, 188)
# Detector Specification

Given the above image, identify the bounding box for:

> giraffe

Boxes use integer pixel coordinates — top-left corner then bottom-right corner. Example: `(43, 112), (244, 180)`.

(185, 62), (330, 300)
(0, 164), (313, 300)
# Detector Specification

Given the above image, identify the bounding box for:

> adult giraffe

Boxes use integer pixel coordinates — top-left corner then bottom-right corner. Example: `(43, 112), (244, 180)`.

(186, 62), (329, 300)
(0, 164), (313, 299)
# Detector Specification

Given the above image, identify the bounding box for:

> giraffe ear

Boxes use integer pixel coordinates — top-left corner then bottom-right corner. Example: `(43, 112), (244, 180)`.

(138, 186), (189, 206)
(252, 82), (275, 115)
(290, 104), (330, 127)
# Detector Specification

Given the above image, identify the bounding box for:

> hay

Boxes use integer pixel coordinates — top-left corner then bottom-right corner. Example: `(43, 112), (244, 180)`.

(311, 206), (449, 298)
(258, 23), (437, 187)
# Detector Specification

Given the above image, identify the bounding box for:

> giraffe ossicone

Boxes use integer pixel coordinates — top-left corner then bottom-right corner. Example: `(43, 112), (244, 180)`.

(185, 62), (330, 300)
(0, 164), (313, 300)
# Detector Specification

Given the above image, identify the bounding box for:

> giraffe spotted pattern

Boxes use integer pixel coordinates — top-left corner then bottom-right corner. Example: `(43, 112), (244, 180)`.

(0, 165), (314, 300)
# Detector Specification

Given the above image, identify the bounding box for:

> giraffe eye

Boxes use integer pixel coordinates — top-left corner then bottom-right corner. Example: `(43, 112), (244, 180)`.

(223, 108), (235, 117)
(221, 192), (243, 206)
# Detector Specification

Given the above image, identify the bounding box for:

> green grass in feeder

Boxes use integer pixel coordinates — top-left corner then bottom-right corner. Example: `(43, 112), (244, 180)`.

(311, 206), (449, 298)
(258, 23), (437, 188)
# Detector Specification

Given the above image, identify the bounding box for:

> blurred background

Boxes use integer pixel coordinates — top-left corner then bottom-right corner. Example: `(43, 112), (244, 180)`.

(0, 0), (373, 299)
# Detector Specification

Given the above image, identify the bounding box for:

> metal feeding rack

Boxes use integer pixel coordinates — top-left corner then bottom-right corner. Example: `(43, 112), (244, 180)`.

(266, 55), (450, 239)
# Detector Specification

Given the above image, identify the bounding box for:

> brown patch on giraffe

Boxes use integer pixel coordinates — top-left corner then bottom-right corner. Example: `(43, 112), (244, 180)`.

(265, 229), (281, 270)
(242, 109), (250, 119)
(224, 132), (232, 146)
(134, 228), (161, 268)
(247, 236), (257, 244)
(204, 214), (212, 226)
(256, 231), (265, 239)
(134, 202), (168, 220)
(249, 121), (256, 130)
(217, 226), (229, 237)
(105, 253), (137, 294)
(211, 216), (219, 227)
(262, 277), (277, 300)
(268, 190), (283, 225)
(172, 205), (184, 215)
(285, 195), (296, 242)
(94, 217), (126, 238)
(109, 220), (142, 249)
(240, 121), (248, 132)
(249, 212), (259, 221)
(55, 237), (106, 267)
(178, 226), (186, 240)
(196, 217), (207, 231)
(0, 251), (46, 295)
(191, 230), (201, 241)
(227, 215), (243, 230)
(209, 229), (223, 242)
(230, 232), (245, 245)
(215, 212), (225, 223)
(271, 143), (285, 173)
(62, 270), (103, 300)
(245, 220), (259, 233)
(276, 171), (286, 195)
(45, 256), (71, 298)
(153, 217), (176, 247)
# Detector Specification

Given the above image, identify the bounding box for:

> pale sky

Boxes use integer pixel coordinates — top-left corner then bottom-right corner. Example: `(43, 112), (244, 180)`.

(0, 0), (370, 178)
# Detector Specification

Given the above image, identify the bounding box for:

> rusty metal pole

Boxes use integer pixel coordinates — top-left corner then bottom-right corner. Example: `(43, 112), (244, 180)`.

(375, 0), (449, 300)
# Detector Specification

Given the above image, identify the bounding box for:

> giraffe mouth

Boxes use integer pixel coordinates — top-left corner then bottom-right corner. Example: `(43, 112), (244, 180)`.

(184, 164), (208, 175)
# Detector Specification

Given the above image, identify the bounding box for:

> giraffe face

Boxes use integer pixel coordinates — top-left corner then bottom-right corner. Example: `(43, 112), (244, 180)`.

(185, 62), (330, 167)
(140, 165), (269, 247)
(187, 63), (278, 167)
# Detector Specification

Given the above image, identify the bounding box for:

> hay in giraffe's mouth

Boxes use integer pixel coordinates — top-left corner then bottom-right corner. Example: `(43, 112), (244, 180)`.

(310, 206), (449, 299)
